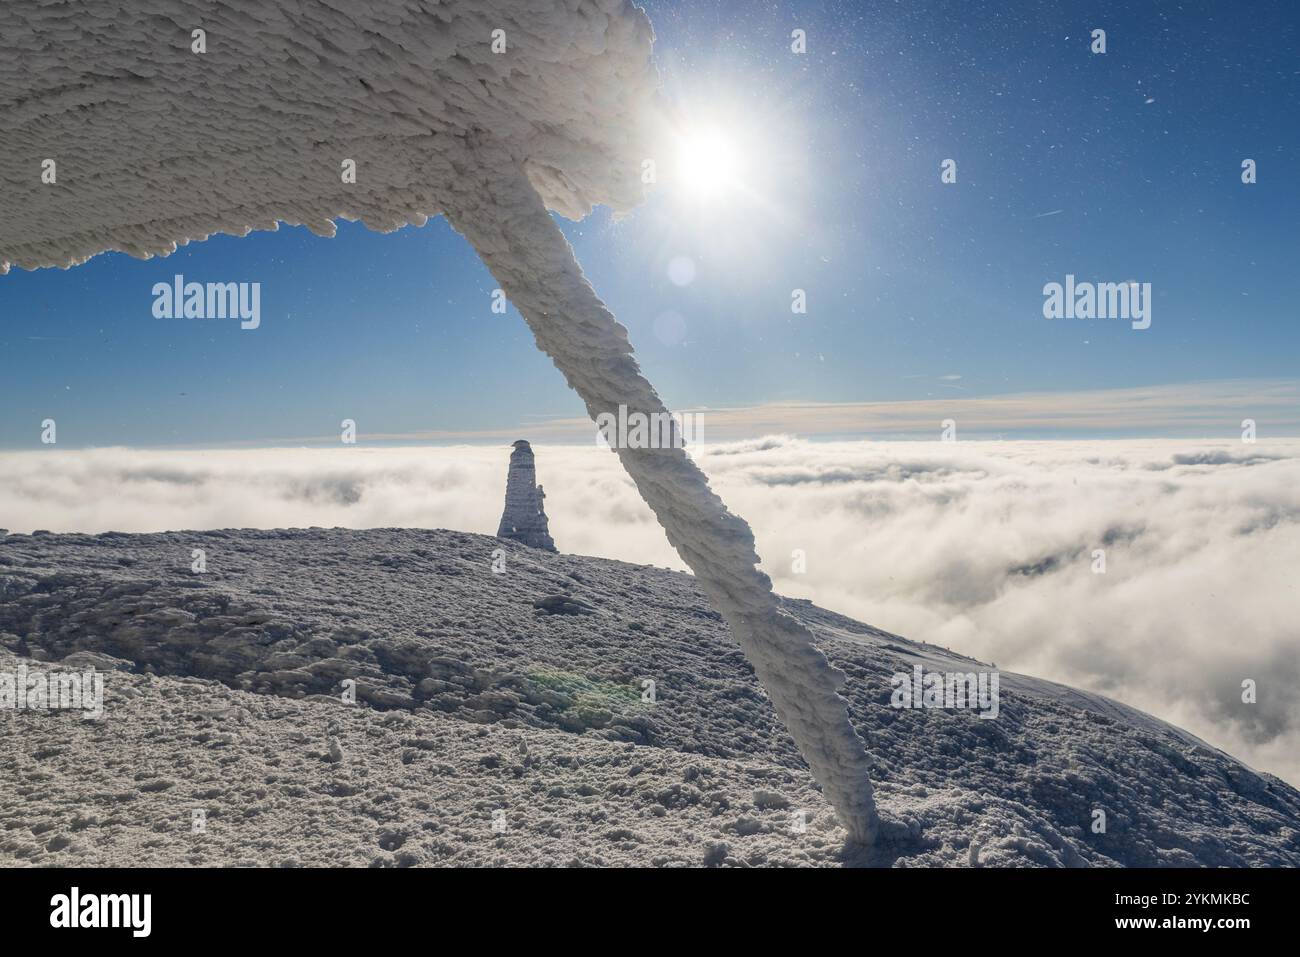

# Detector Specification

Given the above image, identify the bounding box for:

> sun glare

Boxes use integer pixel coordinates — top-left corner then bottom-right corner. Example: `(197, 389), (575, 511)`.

(675, 127), (741, 199)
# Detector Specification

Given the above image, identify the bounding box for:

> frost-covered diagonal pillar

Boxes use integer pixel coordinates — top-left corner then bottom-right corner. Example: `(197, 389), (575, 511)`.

(0, 0), (879, 848)
(446, 154), (880, 845)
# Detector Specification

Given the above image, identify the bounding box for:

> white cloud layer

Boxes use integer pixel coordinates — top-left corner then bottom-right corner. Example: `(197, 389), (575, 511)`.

(3, 437), (1297, 785)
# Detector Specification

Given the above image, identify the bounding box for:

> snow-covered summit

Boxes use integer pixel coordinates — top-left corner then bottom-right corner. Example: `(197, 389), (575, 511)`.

(2, 527), (1296, 867)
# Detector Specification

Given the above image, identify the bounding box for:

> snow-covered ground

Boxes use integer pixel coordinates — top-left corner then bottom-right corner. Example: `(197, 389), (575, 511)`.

(3, 527), (1297, 867)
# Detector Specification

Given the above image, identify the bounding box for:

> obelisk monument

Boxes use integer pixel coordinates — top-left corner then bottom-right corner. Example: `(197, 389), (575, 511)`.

(496, 440), (557, 552)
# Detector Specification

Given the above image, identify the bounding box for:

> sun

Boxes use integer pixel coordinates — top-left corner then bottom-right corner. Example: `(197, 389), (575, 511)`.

(675, 127), (741, 199)
(651, 92), (805, 267)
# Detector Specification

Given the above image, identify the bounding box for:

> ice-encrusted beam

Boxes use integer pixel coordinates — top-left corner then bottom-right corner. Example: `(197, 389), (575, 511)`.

(0, 0), (880, 846)
(446, 153), (880, 845)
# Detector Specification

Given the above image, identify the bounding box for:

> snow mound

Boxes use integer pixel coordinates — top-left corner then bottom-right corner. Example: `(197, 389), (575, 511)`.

(3, 528), (1298, 867)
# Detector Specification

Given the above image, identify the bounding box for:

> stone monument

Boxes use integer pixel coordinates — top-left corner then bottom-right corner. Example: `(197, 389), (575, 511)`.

(496, 440), (557, 552)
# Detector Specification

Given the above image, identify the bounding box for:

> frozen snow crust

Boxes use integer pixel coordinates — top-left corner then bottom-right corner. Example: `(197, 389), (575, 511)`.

(3, 528), (1298, 867)
(0, 0), (656, 272)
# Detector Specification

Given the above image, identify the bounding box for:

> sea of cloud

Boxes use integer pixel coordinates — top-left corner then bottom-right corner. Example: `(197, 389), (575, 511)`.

(2, 437), (1297, 785)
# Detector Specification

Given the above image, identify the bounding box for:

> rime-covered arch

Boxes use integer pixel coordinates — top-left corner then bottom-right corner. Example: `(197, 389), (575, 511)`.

(0, 0), (879, 845)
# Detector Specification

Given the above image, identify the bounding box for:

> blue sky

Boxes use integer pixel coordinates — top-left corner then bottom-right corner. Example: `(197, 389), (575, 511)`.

(2, 0), (1297, 448)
